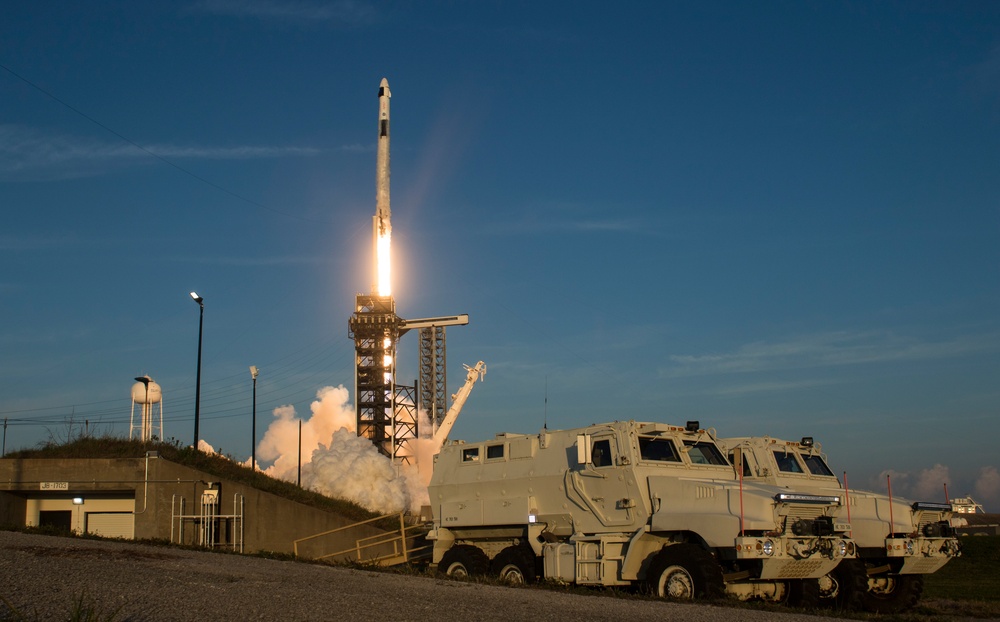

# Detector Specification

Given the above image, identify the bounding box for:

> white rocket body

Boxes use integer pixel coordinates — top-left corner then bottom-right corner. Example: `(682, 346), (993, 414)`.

(376, 78), (391, 238)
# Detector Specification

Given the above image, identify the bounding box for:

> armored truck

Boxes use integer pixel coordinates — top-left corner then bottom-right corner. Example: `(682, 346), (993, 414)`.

(427, 420), (858, 604)
(717, 435), (960, 612)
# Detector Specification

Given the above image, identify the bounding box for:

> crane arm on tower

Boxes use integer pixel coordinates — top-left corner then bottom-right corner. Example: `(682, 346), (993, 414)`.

(432, 361), (486, 446)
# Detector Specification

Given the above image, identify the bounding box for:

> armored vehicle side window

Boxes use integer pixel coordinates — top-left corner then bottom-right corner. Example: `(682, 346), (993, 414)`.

(773, 451), (803, 473)
(639, 437), (681, 462)
(462, 447), (480, 463)
(729, 451), (752, 477)
(592, 439), (613, 467)
(802, 454), (835, 477)
(683, 441), (728, 466)
(486, 444), (505, 460)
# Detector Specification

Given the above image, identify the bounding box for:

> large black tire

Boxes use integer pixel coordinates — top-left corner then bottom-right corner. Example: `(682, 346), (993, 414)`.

(819, 560), (867, 611)
(785, 579), (821, 608)
(491, 546), (537, 585)
(862, 573), (924, 614)
(645, 544), (725, 601)
(437, 545), (490, 580)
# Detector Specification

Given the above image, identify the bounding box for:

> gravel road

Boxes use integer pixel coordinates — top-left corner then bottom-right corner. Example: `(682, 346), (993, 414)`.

(1, 530), (837, 621)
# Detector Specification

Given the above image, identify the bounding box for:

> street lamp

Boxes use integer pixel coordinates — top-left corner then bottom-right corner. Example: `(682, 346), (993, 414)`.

(249, 365), (259, 470)
(190, 291), (204, 450)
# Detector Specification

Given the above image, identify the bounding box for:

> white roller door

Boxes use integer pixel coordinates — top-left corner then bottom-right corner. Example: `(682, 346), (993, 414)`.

(86, 512), (135, 539)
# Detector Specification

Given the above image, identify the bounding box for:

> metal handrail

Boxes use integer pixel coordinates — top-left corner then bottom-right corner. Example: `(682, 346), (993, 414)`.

(293, 512), (430, 565)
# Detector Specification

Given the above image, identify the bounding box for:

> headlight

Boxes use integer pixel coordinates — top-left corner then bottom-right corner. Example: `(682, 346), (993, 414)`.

(912, 501), (952, 511)
(837, 540), (847, 557)
(776, 492), (841, 504)
(905, 540), (914, 555)
(762, 540), (775, 556)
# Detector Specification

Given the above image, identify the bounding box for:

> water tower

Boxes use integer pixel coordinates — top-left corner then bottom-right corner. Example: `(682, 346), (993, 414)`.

(130, 375), (163, 442)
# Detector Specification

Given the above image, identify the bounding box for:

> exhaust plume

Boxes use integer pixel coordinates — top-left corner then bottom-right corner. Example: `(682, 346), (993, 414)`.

(255, 384), (443, 513)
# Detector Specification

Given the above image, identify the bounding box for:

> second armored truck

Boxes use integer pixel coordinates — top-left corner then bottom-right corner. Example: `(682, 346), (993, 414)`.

(427, 420), (858, 604)
(718, 435), (960, 612)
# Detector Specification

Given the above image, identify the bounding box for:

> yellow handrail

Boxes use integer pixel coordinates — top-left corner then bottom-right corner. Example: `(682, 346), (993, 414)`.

(293, 512), (431, 566)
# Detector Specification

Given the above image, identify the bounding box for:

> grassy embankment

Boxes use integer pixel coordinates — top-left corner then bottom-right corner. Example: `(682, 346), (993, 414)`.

(3, 436), (384, 525)
(915, 535), (1000, 619)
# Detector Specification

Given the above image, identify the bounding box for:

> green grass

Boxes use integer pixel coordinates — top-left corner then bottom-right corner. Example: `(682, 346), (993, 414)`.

(923, 535), (1000, 602)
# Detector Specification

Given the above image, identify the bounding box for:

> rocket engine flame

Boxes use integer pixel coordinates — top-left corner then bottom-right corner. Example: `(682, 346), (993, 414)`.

(376, 230), (391, 295)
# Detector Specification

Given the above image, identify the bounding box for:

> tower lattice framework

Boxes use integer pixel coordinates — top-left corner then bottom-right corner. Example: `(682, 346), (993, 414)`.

(347, 294), (418, 463)
(418, 326), (448, 431)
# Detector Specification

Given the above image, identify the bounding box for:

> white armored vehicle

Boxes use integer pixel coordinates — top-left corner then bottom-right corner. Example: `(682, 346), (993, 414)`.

(717, 435), (960, 612)
(427, 420), (858, 604)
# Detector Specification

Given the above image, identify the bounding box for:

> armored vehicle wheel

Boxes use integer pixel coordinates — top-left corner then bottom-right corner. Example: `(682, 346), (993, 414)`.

(785, 579), (820, 608)
(861, 573), (923, 613)
(646, 544), (725, 600)
(438, 545), (490, 580)
(819, 560), (866, 611)
(491, 546), (537, 584)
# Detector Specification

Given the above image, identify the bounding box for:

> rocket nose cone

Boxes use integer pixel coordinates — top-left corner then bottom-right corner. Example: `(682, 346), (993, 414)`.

(380, 78), (389, 88)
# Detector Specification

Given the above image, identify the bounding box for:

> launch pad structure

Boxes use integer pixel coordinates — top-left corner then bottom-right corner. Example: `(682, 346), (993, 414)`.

(348, 301), (467, 464)
(348, 78), (470, 465)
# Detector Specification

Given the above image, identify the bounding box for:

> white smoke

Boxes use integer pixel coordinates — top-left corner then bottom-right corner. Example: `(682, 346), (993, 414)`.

(254, 385), (444, 514)
(912, 463), (951, 502)
(974, 466), (1000, 509)
(257, 385), (355, 481)
(198, 439), (221, 454)
(873, 463), (1000, 511)
(873, 465), (951, 502)
(873, 469), (910, 496)
(306, 428), (410, 512)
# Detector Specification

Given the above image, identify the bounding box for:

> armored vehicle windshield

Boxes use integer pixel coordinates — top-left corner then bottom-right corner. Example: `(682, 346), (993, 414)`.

(683, 440), (728, 466)
(638, 436), (682, 462)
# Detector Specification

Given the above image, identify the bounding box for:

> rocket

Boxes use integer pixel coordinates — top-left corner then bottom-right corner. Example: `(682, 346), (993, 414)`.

(375, 77), (391, 239)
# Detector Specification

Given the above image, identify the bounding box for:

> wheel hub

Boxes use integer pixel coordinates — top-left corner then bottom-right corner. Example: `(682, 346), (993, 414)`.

(499, 564), (525, 584)
(660, 565), (695, 599)
(447, 563), (469, 579)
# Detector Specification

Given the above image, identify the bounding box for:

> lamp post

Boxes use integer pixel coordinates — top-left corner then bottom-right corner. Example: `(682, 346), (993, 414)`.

(249, 365), (259, 470)
(190, 291), (204, 450)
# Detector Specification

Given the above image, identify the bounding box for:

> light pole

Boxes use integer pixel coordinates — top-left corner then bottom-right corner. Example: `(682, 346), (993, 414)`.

(249, 365), (259, 470)
(190, 291), (204, 450)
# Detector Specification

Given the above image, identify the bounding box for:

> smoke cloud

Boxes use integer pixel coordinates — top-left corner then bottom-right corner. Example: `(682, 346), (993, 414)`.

(873, 463), (999, 511)
(873, 465), (950, 502)
(912, 464), (951, 502)
(975, 466), (1000, 507)
(254, 385), (443, 514)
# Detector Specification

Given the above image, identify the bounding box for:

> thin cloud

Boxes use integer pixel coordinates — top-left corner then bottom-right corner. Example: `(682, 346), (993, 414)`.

(573, 219), (637, 232)
(0, 125), (322, 180)
(168, 253), (329, 266)
(194, 0), (379, 26)
(713, 378), (839, 397)
(665, 330), (1000, 377)
(485, 209), (644, 236)
(145, 144), (320, 159)
(0, 233), (79, 252)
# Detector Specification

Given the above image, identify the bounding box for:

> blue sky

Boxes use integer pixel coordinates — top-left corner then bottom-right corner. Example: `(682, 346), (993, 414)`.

(2, 1), (998, 508)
